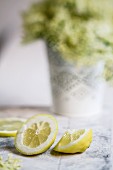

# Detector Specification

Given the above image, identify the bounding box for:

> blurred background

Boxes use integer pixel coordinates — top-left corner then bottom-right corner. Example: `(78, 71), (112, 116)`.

(0, 0), (52, 107)
(0, 0), (113, 108)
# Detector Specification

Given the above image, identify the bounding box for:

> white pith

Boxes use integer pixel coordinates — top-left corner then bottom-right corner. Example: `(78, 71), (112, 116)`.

(16, 115), (57, 154)
(0, 130), (17, 133)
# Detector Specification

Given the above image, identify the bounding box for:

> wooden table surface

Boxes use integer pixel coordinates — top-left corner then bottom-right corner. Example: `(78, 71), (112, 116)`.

(0, 104), (112, 170)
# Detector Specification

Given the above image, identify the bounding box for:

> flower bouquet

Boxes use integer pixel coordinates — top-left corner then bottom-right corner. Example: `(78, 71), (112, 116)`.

(22, 0), (113, 117)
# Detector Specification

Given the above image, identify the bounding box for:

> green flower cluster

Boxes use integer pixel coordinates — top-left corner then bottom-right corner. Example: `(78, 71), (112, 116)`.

(22, 0), (113, 81)
(0, 154), (21, 170)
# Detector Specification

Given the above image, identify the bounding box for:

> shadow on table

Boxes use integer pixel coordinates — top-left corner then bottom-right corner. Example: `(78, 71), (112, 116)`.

(0, 137), (81, 158)
(50, 150), (81, 157)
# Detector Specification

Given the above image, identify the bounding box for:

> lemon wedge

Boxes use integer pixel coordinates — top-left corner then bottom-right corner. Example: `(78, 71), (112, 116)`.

(53, 129), (92, 153)
(15, 114), (58, 155)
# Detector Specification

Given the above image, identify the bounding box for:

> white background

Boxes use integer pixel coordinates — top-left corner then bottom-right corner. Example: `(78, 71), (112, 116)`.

(0, 0), (52, 106)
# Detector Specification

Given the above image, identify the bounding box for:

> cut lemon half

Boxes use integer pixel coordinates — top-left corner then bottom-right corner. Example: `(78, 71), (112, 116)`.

(15, 114), (58, 155)
(53, 129), (92, 153)
(0, 118), (25, 137)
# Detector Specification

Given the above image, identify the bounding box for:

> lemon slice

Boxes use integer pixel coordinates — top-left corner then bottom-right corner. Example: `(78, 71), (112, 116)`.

(53, 129), (92, 153)
(15, 114), (58, 155)
(0, 118), (25, 137)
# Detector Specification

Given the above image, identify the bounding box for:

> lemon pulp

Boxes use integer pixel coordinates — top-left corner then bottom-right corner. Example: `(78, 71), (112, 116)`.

(23, 122), (51, 148)
(0, 118), (25, 137)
